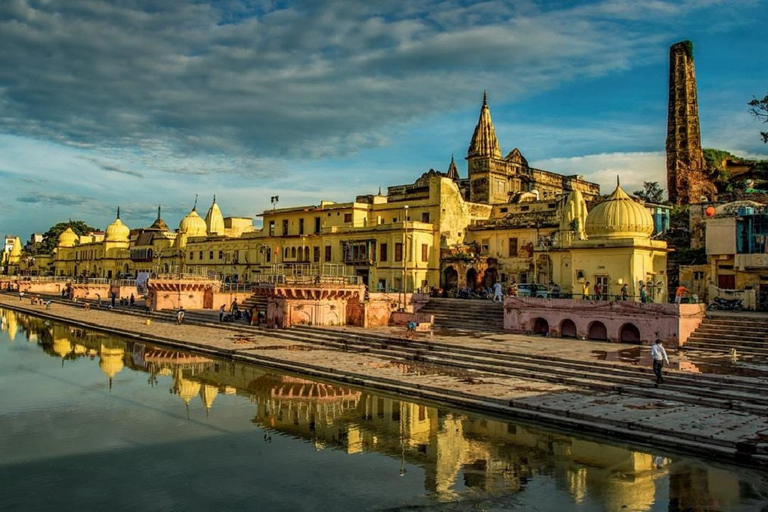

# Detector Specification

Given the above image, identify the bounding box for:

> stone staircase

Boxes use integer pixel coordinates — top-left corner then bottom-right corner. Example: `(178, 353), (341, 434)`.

(416, 297), (504, 332)
(683, 314), (768, 356)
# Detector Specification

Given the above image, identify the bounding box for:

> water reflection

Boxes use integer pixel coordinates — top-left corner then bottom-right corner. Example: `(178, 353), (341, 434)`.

(2, 307), (768, 511)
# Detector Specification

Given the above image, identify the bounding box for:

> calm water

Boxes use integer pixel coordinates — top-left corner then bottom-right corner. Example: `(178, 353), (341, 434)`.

(1, 308), (767, 512)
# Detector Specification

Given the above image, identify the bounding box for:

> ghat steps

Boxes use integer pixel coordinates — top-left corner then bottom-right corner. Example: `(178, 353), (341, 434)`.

(416, 298), (504, 332)
(684, 314), (768, 357)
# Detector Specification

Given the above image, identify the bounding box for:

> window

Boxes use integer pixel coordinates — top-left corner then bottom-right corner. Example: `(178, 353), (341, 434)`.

(481, 238), (489, 254)
(325, 246), (331, 262)
(269, 220), (275, 236)
(380, 243), (388, 262)
(395, 242), (403, 262)
(218, 250), (224, 260)
(314, 217), (321, 234)
(421, 212), (430, 223)
(282, 219), (289, 236)
(199, 251), (203, 260)
(299, 218), (304, 235)
(313, 246), (320, 263)
(344, 213), (352, 223)
(421, 244), (428, 262)
(500, 207), (508, 213)
(693, 271), (705, 280)
(190, 252), (194, 261)
(521, 206), (530, 212)
(508, 238), (518, 257)
(209, 251), (213, 260)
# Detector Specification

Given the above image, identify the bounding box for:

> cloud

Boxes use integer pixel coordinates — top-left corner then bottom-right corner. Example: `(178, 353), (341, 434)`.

(532, 151), (667, 197)
(16, 193), (93, 207)
(0, 0), (743, 172)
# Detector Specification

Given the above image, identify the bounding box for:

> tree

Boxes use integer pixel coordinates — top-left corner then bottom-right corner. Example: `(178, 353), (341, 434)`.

(633, 181), (665, 203)
(39, 220), (98, 255)
(749, 92), (768, 144)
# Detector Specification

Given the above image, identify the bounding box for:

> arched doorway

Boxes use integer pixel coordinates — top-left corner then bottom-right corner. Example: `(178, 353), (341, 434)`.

(560, 319), (577, 338)
(587, 321), (608, 341)
(483, 267), (499, 289)
(466, 268), (478, 290)
(533, 317), (549, 335)
(619, 323), (641, 344)
(443, 266), (458, 293)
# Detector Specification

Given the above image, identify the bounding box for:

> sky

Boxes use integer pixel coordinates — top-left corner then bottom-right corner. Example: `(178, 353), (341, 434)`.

(1, 0), (767, 239)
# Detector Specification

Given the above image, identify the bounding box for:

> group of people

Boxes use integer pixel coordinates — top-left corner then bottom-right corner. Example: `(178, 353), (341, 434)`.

(218, 298), (262, 325)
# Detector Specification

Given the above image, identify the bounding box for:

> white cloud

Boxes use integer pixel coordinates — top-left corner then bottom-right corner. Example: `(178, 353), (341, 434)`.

(532, 152), (667, 197)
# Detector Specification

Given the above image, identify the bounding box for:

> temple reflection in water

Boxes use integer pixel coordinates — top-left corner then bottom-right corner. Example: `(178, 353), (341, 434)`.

(1, 307), (758, 510)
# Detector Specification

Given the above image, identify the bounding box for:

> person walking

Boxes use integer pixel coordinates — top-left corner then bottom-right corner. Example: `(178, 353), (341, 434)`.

(620, 283), (629, 301)
(651, 339), (670, 385)
(582, 281), (590, 300)
(111, 291), (116, 308)
(130, 293), (135, 307)
(639, 281), (647, 303)
(219, 304), (226, 322)
(594, 282), (603, 300)
(176, 307), (186, 325)
(493, 281), (503, 302)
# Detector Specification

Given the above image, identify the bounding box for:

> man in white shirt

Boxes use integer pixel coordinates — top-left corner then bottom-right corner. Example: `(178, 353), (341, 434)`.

(493, 282), (503, 302)
(650, 339), (670, 385)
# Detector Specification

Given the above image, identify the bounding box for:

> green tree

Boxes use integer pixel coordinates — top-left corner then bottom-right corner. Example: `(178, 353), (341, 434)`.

(748, 92), (768, 143)
(632, 181), (665, 203)
(39, 220), (97, 255)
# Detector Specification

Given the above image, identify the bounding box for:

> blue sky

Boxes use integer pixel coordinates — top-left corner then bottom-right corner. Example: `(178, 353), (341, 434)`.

(1, 0), (767, 239)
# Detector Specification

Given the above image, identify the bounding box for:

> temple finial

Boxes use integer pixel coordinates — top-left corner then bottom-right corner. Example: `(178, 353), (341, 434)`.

(213, 194), (216, 203)
(193, 194), (198, 211)
(116, 207), (120, 220)
(378, 186), (382, 196)
(157, 205), (161, 220)
(617, 175), (620, 188)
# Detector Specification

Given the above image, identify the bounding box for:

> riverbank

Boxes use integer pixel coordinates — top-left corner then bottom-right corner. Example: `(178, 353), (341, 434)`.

(2, 293), (768, 469)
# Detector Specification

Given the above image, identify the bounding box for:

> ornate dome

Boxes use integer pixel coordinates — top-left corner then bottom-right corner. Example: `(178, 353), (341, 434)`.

(58, 227), (79, 248)
(585, 183), (654, 239)
(105, 207), (131, 242)
(204, 196), (225, 236)
(179, 200), (207, 238)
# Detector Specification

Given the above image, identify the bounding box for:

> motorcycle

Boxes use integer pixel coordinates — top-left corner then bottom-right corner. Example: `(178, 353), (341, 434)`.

(707, 296), (743, 311)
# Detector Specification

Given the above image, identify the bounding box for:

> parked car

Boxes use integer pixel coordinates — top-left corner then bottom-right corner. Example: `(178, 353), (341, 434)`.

(516, 283), (549, 298)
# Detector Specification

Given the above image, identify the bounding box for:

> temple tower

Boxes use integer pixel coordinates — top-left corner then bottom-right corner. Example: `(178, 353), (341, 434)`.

(666, 41), (714, 204)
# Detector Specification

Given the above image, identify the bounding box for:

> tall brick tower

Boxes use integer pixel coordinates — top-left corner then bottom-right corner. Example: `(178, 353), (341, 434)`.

(666, 40), (715, 204)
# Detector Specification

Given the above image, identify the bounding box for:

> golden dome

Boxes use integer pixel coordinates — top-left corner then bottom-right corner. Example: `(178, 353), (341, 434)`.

(175, 375), (201, 404)
(58, 227), (79, 248)
(53, 337), (73, 358)
(99, 343), (125, 379)
(179, 207), (207, 238)
(585, 183), (653, 239)
(105, 208), (130, 242)
(105, 218), (130, 242)
(204, 196), (225, 236)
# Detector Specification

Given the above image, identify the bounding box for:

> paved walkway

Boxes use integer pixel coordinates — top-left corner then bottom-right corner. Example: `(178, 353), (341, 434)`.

(2, 293), (768, 468)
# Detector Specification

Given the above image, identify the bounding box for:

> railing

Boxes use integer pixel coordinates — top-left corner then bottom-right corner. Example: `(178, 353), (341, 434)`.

(220, 282), (254, 293)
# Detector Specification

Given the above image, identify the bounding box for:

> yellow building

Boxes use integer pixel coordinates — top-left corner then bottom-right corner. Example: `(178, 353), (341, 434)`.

(20, 93), (669, 301)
